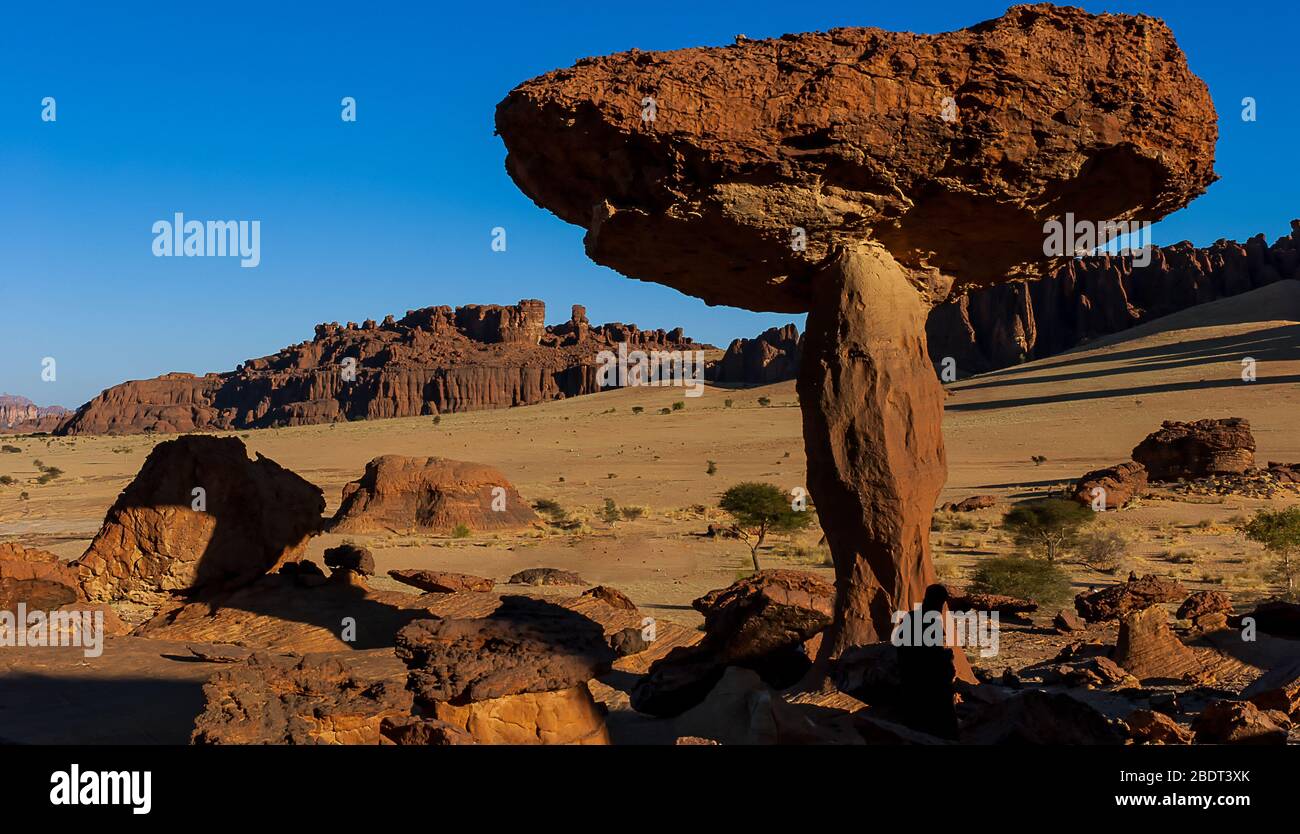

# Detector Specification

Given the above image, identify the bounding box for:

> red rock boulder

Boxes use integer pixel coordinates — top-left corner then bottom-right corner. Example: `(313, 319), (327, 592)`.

(72, 436), (324, 603)
(328, 455), (535, 535)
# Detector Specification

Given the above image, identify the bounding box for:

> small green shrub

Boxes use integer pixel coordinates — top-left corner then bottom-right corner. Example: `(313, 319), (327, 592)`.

(969, 555), (1073, 607)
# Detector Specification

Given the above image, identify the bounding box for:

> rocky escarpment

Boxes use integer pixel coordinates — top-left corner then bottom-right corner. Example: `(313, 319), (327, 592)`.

(718, 222), (1300, 385)
(708, 325), (802, 386)
(928, 221), (1300, 374)
(55, 301), (704, 436)
(0, 395), (70, 435)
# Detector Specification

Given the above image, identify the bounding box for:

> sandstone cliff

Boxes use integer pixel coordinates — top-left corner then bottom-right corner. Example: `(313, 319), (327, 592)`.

(929, 221), (1300, 374)
(0, 395), (70, 434)
(714, 222), (1300, 384)
(54, 301), (704, 436)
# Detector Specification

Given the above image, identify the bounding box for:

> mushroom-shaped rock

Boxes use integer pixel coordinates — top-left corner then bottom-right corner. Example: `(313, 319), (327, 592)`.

(393, 596), (614, 744)
(496, 4), (1217, 660)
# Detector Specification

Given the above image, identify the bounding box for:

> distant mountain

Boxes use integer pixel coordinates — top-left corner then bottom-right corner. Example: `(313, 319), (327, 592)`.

(51, 300), (708, 436)
(0, 394), (70, 434)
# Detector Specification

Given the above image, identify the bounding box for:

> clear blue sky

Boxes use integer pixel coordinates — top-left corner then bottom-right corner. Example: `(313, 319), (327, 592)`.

(2, 0), (1296, 408)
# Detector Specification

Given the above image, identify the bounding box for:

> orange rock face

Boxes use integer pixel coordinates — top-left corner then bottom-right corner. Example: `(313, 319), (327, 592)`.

(72, 436), (325, 603)
(497, 4), (1217, 313)
(327, 455), (536, 535)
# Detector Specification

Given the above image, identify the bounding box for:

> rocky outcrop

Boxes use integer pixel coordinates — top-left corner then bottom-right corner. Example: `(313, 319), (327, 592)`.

(1132, 418), (1256, 481)
(393, 596), (614, 744)
(327, 455), (534, 535)
(0, 395), (70, 435)
(72, 436), (325, 603)
(322, 543), (374, 577)
(1112, 605), (1204, 681)
(1075, 574), (1187, 623)
(938, 495), (997, 513)
(1191, 700), (1291, 745)
(1125, 709), (1194, 745)
(496, 3), (1216, 672)
(192, 651), (413, 745)
(928, 222), (1300, 375)
(1177, 591), (1234, 622)
(387, 569), (494, 594)
(1072, 461), (1148, 509)
(507, 568), (584, 586)
(631, 571), (834, 716)
(55, 301), (705, 436)
(709, 325), (801, 386)
(0, 543), (80, 610)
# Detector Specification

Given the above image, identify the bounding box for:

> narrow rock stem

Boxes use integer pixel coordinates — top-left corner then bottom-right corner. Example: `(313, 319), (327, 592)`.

(797, 245), (947, 662)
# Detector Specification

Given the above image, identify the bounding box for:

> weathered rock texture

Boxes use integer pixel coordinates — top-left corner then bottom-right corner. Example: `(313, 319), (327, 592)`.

(72, 436), (325, 603)
(631, 571), (834, 716)
(928, 222), (1300, 374)
(387, 569), (494, 594)
(497, 4), (1216, 312)
(1112, 605), (1204, 681)
(1132, 418), (1256, 481)
(327, 455), (535, 535)
(54, 301), (703, 436)
(393, 596), (614, 744)
(496, 4), (1216, 667)
(0, 394), (70, 434)
(0, 542), (80, 610)
(192, 651), (412, 745)
(1075, 574), (1186, 623)
(1072, 461), (1148, 509)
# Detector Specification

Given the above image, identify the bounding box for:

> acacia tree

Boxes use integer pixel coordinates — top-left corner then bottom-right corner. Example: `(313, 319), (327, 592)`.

(719, 481), (812, 572)
(1242, 507), (1300, 600)
(1002, 498), (1094, 563)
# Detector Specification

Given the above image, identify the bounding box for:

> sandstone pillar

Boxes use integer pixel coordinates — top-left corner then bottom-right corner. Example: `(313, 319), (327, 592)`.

(797, 244), (947, 659)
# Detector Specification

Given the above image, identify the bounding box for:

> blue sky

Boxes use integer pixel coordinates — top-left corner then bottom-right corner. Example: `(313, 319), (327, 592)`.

(1, 0), (1296, 407)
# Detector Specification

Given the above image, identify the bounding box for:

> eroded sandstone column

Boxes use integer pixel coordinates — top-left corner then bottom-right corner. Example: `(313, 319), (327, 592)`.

(797, 244), (946, 658)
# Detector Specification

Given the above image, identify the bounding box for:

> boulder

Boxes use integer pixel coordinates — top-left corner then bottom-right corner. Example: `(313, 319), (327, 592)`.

(322, 543), (374, 577)
(1191, 700), (1291, 745)
(0, 543), (80, 609)
(579, 585), (637, 610)
(1112, 605), (1204, 682)
(631, 571), (834, 716)
(962, 690), (1125, 745)
(507, 567), (584, 586)
(944, 584), (1037, 616)
(387, 569), (494, 594)
(1125, 709), (1194, 745)
(328, 455), (535, 535)
(1075, 573), (1186, 623)
(1053, 610), (1085, 633)
(1177, 590), (1233, 621)
(72, 436), (324, 603)
(393, 596), (614, 744)
(939, 495), (997, 513)
(1242, 657), (1300, 719)
(495, 2), (1216, 667)
(1131, 418), (1255, 481)
(192, 651), (413, 745)
(1071, 461), (1148, 509)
